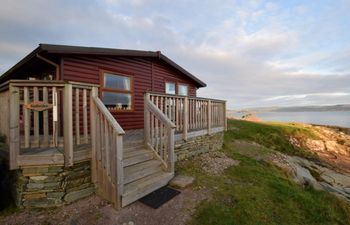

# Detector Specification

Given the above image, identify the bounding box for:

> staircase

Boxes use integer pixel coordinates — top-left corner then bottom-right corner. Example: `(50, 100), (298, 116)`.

(91, 96), (176, 209)
(121, 131), (173, 207)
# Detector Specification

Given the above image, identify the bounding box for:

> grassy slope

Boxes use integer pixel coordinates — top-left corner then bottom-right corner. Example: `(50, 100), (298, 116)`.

(177, 120), (350, 225)
(227, 119), (318, 158)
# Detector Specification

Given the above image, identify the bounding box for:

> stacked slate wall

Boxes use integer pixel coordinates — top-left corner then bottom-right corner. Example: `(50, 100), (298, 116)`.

(14, 161), (94, 208)
(175, 132), (224, 160)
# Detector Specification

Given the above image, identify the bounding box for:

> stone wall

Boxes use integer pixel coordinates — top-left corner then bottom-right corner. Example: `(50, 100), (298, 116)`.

(14, 161), (94, 208)
(175, 131), (224, 160)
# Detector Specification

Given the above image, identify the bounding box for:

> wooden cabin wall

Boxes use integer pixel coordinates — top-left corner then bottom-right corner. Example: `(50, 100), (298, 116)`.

(62, 56), (198, 130)
(0, 90), (10, 143)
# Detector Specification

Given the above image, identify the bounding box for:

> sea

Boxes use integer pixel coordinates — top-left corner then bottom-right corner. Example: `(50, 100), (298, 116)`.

(228, 111), (350, 128)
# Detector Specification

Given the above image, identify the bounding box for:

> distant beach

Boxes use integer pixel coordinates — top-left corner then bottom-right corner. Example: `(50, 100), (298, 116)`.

(228, 111), (350, 128)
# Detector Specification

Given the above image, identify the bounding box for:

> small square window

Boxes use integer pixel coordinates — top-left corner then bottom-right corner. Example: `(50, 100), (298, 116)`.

(165, 82), (176, 95)
(178, 84), (188, 96)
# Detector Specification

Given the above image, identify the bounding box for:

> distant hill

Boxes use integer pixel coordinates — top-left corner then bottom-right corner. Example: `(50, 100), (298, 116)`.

(233, 104), (350, 113)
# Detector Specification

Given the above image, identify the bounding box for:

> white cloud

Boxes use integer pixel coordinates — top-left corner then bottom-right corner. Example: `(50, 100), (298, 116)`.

(0, 0), (350, 109)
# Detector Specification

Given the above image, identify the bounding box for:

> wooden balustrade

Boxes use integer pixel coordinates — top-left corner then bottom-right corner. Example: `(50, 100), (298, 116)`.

(144, 93), (176, 173)
(148, 92), (226, 140)
(91, 96), (125, 209)
(3, 80), (99, 169)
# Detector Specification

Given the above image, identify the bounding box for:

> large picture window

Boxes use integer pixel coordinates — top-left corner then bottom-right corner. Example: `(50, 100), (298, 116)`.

(101, 71), (133, 111)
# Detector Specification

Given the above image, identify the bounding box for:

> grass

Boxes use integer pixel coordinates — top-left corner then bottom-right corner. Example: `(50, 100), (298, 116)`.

(177, 119), (350, 225)
(226, 119), (318, 158)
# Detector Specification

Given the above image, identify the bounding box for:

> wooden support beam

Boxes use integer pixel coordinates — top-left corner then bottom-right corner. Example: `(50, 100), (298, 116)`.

(23, 87), (30, 148)
(224, 101), (227, 131)
(144, 93), (150, 144)
(90, 87), (98, 183)
(207, 100), (212, 135)
(83, 89), (88, 144)
(64, 84), (73, 167)
(43, 87), (49, 147)
(33, 87), (39, 146)
(183, 96), (188, 140)
(75, 88), (80, 145)
(9, 85), (19, 170)
(116, 134), (123, 209)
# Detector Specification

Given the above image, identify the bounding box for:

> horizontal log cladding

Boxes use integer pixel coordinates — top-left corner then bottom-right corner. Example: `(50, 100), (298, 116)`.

(63, 55), (198, 130)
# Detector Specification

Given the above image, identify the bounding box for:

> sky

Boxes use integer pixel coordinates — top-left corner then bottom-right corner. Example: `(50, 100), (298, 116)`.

(1, 0), (350, 109)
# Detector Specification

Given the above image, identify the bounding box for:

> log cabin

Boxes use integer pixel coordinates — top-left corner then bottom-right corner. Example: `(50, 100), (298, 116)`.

(0, 44), (226, 209)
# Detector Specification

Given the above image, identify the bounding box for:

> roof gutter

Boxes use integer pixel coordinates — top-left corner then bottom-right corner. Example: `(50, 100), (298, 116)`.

(36, 53), (60, 80)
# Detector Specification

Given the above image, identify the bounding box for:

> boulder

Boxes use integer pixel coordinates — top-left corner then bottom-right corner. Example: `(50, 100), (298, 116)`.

(170, 175), (195, 189)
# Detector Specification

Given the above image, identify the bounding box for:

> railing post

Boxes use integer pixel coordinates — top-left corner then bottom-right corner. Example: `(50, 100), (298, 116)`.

(9, 85), (19, 170)
(90, 87), (98, 183)
(144, 93), (150, 144)
(224, 101), (227, 131)
(64, 83), (74, 167)
(183, 96), (188, 140)
(207, 100), (211, 135)
(116, 134), (124, 209)
(168, 127), (175, 172)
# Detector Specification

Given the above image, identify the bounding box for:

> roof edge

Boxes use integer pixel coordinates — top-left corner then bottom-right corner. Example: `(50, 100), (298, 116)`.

(1, 44), (207, 87)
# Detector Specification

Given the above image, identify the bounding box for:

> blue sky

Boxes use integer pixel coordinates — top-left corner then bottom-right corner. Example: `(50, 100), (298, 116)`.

(1, 0), (350, 109)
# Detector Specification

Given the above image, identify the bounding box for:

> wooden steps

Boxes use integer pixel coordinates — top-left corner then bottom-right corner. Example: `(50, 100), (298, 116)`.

(124, 159), (163, 184)
(122, 171), (173, 207)
(121, 139), (174, 207)
(123, 150), (154, 167)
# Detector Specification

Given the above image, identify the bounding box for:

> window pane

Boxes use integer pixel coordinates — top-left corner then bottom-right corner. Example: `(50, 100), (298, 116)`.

(178, 84), (188, 96)
(165, 82), (176, 95)
(102, 92), (132, 110)
(104, 73), (130, 91)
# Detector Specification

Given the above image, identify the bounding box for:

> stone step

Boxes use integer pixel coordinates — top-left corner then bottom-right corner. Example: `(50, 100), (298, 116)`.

(123, 159), (163, 184)
(122, 171), (174, 207)
(123, 150), (154, 167)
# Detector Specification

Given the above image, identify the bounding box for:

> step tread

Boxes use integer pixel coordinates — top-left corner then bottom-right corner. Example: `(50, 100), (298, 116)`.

(123, 143), (146, 152)
(123, 151), (154, 167)
(123, 159), (163, 184)
(123, 149), (152, 159)
(123, 171), (173, 196)
(122, 172), (174, 207)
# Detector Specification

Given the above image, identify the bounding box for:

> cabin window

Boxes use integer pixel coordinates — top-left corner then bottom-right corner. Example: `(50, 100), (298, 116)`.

(101, 72), (133, 111)
(178, 84), (188, 96)
(165, 82), (176, 95)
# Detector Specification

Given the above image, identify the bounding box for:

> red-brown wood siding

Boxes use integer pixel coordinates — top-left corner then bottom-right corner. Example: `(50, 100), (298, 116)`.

(62, 55), (198, 130)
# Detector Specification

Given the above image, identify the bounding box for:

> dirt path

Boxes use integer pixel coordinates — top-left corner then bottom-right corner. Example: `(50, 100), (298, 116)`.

(0, 186), (208, 225)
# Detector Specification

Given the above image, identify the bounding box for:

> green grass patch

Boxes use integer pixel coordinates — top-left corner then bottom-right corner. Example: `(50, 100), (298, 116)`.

(226, 119), (318, 158)
(176, 120), (350, 225)
(180, 152), (350, 225)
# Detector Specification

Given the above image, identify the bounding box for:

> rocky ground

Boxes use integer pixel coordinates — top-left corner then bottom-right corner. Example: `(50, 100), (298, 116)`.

(232, 138), (350, 204)
(285, 124), (350, 173)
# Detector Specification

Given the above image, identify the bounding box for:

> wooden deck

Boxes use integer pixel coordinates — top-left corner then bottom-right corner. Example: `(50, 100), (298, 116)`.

(0, 80), (226, 209)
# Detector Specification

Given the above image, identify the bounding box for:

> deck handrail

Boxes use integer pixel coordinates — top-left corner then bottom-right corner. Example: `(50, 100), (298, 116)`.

(147, 92), (227, 140)
(146, 91), (226, 103)
(144, 93), (176, 173)
(92, 97), (125, 134)
(91, 95), (125, 209)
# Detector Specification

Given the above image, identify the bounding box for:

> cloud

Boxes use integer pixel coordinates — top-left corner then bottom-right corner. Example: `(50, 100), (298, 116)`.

(0, 0), (350, 109)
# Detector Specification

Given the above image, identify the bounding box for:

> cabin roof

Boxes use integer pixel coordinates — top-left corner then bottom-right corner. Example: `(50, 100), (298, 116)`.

(0, 44), (207, 87)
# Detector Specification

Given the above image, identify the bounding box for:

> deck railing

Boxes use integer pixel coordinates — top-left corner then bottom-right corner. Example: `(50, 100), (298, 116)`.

(1, 80), (99, 169)
(147, 92), (226, 140)
(91, 96), (125, 208)
(144, 93), (176, 173)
